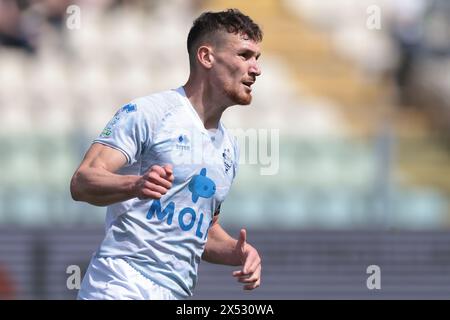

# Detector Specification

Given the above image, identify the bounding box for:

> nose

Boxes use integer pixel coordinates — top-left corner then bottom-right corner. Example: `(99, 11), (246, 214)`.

(249, 59), (261, 77)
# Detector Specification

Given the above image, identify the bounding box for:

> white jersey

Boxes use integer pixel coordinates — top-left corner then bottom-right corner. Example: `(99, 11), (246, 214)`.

(92, 87), (239, 298)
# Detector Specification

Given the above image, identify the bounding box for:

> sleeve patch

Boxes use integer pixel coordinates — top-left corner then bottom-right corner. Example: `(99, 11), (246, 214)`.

(100, 103), (137, 138)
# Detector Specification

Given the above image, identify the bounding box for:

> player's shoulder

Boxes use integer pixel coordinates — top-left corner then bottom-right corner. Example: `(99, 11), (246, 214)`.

(130, 88), (184, 117)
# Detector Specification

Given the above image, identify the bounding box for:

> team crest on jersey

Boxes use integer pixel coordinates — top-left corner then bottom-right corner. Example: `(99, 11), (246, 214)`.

(100, 103), (137, 138)
(222, 148), (233, 174)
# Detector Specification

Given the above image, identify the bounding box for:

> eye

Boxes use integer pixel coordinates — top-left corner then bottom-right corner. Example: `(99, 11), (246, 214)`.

(238, 53), (247, 60)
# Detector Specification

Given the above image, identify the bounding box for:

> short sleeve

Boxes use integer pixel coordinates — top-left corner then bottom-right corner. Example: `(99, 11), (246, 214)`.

(93, 101), (154, 165)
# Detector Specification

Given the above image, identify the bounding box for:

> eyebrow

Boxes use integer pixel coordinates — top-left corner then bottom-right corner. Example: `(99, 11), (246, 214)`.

(239, 48), (261, 59)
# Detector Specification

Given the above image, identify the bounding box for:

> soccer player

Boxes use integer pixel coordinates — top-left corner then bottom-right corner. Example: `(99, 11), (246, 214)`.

(71, 8), (262, 300)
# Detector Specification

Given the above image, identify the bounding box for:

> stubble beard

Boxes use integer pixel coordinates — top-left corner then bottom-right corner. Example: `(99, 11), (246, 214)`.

(224, 85), (252, 106)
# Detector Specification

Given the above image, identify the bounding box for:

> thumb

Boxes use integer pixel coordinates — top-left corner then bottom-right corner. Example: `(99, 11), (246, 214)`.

(236, 228), (247, 252)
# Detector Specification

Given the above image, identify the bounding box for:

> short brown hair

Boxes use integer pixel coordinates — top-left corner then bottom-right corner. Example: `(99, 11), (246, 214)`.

(187, 9), (263, 66)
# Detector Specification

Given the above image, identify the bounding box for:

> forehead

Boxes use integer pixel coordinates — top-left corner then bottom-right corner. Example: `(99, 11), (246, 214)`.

(217, 31), (261, 53)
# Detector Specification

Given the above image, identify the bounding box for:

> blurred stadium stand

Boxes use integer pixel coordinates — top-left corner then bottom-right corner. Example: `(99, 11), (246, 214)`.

(1, 227), (450, 299)
(0, 0), (449, 228)
(1, 0), (450, 299)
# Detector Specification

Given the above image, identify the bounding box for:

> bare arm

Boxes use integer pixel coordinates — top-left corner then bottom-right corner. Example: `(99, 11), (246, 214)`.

(202, 215), (262, 290)
(70, 143), (173, 206)
(202, 215), (242, 265)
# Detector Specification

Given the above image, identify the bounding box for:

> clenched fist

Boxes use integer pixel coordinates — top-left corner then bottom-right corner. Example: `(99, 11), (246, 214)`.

(134, 164), (174, 200)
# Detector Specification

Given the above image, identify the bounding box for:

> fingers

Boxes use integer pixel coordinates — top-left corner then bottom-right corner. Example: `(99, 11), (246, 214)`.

(145, 164), (174, 187)
(145, 171), (172, 189)
(137, 164), (174, 200)
(143, 181), (168, 195)
(163, 164), (174, 183)
(239, 276), (259, 284)
(163, 164), (173, 175)
(234, 272), (256, 283)
(232, 268), (261, 290)
(140, 189), (164, 200)
(150, 165), (166, 177)
(151, 164), (172, 178)
(150, 165), (174, 182)
(244, 281), (260, 290)
(232, 270), (245, 277)
(233, 261), (261, 280)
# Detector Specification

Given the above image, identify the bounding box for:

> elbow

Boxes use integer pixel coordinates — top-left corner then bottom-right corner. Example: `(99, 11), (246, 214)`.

(70, 171), (84, 202)
(201, 248), (211, 263)
(70, 169), (107, 207)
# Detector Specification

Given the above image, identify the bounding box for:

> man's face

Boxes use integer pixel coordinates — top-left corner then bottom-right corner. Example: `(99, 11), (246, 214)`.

(210, 32), (262, 106)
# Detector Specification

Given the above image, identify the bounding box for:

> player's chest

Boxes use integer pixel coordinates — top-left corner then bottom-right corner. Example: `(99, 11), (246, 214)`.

(146, 123), (236, 199)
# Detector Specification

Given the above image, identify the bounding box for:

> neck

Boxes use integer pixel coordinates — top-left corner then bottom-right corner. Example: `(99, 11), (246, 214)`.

(183, 74), (228, 130)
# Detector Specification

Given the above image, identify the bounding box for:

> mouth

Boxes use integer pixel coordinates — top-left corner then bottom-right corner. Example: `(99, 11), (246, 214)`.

(242, 80), (255, 91)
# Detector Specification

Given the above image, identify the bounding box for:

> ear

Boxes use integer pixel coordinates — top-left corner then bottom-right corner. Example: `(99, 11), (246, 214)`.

(197, 45), (214, 69)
